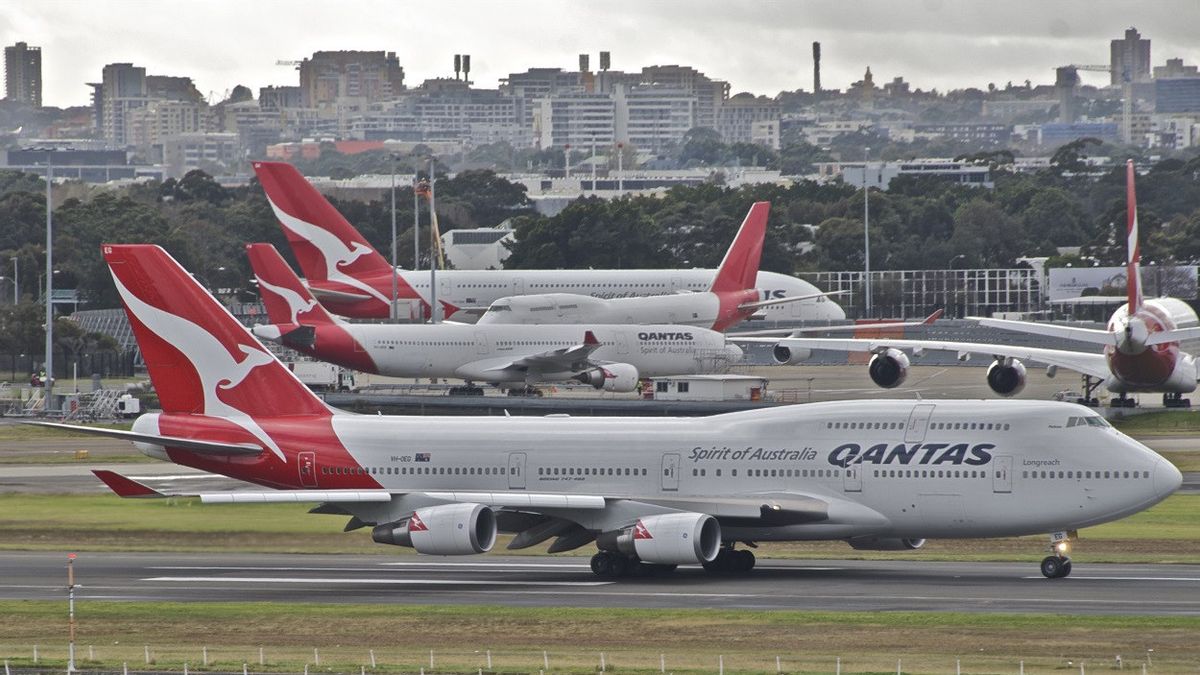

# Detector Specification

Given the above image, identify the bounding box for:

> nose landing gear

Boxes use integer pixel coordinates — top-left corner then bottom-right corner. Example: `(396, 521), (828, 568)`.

(1040, 531), (1075, 578)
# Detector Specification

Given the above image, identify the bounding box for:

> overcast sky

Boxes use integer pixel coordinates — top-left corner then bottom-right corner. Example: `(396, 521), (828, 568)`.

(6, 1), (1200, 108)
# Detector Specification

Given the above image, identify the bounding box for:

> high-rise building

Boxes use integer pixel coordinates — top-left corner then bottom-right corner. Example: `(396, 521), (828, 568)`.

(298, 51), (405, 106)
(1110, 27), (1151, 85)
(97, 63), (148, 146)
(614, 85), (696, 152)
(501, 68), (585, 133)
(533, 92), (615, 149)
(1156, 77), (1200, 113)
(4, 41), (42, 106)
(639, 65), (729, 129)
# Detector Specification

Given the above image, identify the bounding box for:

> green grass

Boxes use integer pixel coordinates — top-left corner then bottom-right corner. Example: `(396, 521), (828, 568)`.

(2, 493), (1198, 562)
(2, 601), (1199, 673)
(1112, 410), (1200, 434)
(0, 421), (131, 441)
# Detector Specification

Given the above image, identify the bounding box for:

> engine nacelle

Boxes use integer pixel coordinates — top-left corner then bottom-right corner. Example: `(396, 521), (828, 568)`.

(575, 363), (640, 392)
(598, 512), (721, 565)
(986, 359), (1027, 397)
(772, 344), (812, 365)
(847, 537), (926, 551)
(372, 503), (496, 555)
(868, 348), (910, 388)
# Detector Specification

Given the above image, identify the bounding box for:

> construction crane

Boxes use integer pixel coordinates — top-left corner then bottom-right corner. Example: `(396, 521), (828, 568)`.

(1058, 64), (1134, 144)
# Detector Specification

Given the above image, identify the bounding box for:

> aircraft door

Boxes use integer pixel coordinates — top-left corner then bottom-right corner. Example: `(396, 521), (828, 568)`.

(904, 403), (936, 443)
(671, 277), (682, 293)
(474, 330), (490, 355)
(298, 451), (318, 488)
(992, 455), (1012, 493)
(514, 277), (525, 295)
(508, 452), (526, 489)
(616, 331), (631, 355)
(661, 453), (680, 491)
(843, 463), (862, 492)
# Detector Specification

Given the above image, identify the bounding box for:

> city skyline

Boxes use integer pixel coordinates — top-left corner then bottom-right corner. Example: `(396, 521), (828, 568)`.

(5, 1), (1200, 109)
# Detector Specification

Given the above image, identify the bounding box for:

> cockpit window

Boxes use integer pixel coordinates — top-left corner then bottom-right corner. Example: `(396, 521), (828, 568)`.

(488, 305), (511, 312)
(1066, 415), (1110, 428)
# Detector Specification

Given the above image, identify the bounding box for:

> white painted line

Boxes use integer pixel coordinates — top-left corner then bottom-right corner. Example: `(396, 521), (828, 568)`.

(144, 576), (611, 587)
(1021, 576), (1200, 582)
(379, 561), (591, 568)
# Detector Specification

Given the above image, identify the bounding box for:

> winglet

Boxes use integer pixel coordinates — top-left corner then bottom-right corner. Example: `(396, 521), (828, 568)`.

(710, 202), (771, 293)
(584, 330), (599, 346)
(924, 309), (945, 325)
(93, 470), (164, 498)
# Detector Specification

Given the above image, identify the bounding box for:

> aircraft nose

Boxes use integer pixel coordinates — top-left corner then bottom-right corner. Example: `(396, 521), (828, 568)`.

(1154, 458), (1183, 498)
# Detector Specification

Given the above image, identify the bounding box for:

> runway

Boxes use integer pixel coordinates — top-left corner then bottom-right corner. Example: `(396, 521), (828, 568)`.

(3, 551), (1199, 615)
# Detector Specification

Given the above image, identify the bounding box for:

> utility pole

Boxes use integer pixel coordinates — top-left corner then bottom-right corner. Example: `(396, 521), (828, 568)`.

(44, 155), (54, 412)
(863, 147), (872, 318)
(67, 553), (76, 673)
(10, 257), (17, 304)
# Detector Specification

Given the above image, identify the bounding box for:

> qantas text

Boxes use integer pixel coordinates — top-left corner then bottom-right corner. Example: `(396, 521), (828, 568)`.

(639, 331), (694, 341)
(828, 442), (995, 467)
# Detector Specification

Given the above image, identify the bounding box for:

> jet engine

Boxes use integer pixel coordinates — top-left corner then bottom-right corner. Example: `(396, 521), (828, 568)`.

(868, 348), (910, 388)
(986, 359), (1027, 397)
(847, 536), (926, 551)
(772, 344), (812, 365)
(371, 503), (496, 555)
(597, 512), (721, 565)
(575, 363), (639, 392)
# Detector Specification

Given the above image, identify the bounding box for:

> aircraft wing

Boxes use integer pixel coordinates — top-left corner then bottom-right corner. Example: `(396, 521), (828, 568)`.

(485, 330), (603, 373)
(93, 470), (391, 502)
(736, 336), (1111, 380)
(738, 290), (848, 312)
(733, 309), (943, 337)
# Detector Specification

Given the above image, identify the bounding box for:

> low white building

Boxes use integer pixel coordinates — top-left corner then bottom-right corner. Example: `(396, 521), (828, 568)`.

(441, 226), (514, 270)
(650, 374), (769, 402)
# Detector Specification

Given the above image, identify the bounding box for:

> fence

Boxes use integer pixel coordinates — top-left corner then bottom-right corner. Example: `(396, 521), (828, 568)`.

(0, 643), (1166, 674)
(0, 351), (135, 384)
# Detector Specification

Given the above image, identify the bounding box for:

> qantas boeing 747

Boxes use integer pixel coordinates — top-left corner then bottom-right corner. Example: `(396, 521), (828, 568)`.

(38, 244), (1181, 579)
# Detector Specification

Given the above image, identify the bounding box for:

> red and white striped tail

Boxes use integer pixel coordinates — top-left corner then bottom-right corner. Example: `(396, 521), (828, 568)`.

(1126, 159), (1142, 314)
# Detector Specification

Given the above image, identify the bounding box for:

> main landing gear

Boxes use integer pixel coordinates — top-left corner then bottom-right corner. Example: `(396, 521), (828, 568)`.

(1112, 393), (1137, 408)
(1163, 392), (1191, 408)
(589, 551), (677, 579)
(702, 545), (756, 574)
(1077, 376), (1102, 407)
(1040, 531), (1075, 579)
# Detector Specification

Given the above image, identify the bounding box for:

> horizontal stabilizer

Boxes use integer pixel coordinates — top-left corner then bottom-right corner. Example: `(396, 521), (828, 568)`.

(26, 422), (264, 456)
(308, 286), (373, 302)
(1145, 326), (1200, 346)
(93, 470), (164, 498)
(972, 317), (1119, 346)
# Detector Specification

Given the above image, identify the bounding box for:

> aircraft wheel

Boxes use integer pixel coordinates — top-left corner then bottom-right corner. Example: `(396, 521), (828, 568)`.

(590, 552), (612, 577)
(1040, 555), (1070, 579)
(735, 549), (756, 573)
(609, 553), (629, 578)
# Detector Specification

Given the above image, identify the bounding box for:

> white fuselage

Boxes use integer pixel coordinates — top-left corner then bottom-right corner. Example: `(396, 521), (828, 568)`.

(313, 399), (1179, 541)
(338, 322), (739, 383)
(477, 293), (727, 328)
(399, 269), (845, 322)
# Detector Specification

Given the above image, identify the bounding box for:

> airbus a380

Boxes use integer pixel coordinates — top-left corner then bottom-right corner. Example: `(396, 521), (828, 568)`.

(247, 243), (741, 392)
(252, 161), (845, 323)
(42, 244), (1180, 579)
(742, 161), (1200, 408)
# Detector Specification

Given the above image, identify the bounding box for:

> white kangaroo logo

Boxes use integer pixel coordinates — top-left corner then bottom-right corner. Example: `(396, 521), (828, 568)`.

(112, 271), (286, 461)
(265, 197), (392, 306)
(255, 274), (318, 325)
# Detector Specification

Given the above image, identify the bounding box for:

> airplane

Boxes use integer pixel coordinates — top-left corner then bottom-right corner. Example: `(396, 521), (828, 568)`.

(475, 202), (836, 331)
(39, 243), (1180, 580)
(246, 242), (742, 392)
(251, 161), (846, 323)
(737, 161), (1200, 408)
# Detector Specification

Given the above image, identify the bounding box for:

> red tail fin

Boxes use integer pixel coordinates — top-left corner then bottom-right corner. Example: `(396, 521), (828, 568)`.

(1126, 159), (1142, 313)
(102, 244), (328, 418)
(246, 243), (337, 326)
(252, 161), (393, 284)
(709, 202), (771, 293)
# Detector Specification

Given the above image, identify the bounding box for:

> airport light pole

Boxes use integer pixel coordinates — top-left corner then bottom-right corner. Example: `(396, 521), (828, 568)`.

(44, 156), (54, 412)
(863, 147), (872, 318)
(10, 257), (17, 304)
(66, 553), (76, 673)
(428, 156), (438, 324)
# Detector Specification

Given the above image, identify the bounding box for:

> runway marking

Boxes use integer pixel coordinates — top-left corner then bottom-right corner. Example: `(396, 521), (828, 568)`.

(1021, 576), (1200, 582)
(149, 565), (586, 573)
(379, 561), (591, 568)
(144, 576), (611, 587)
